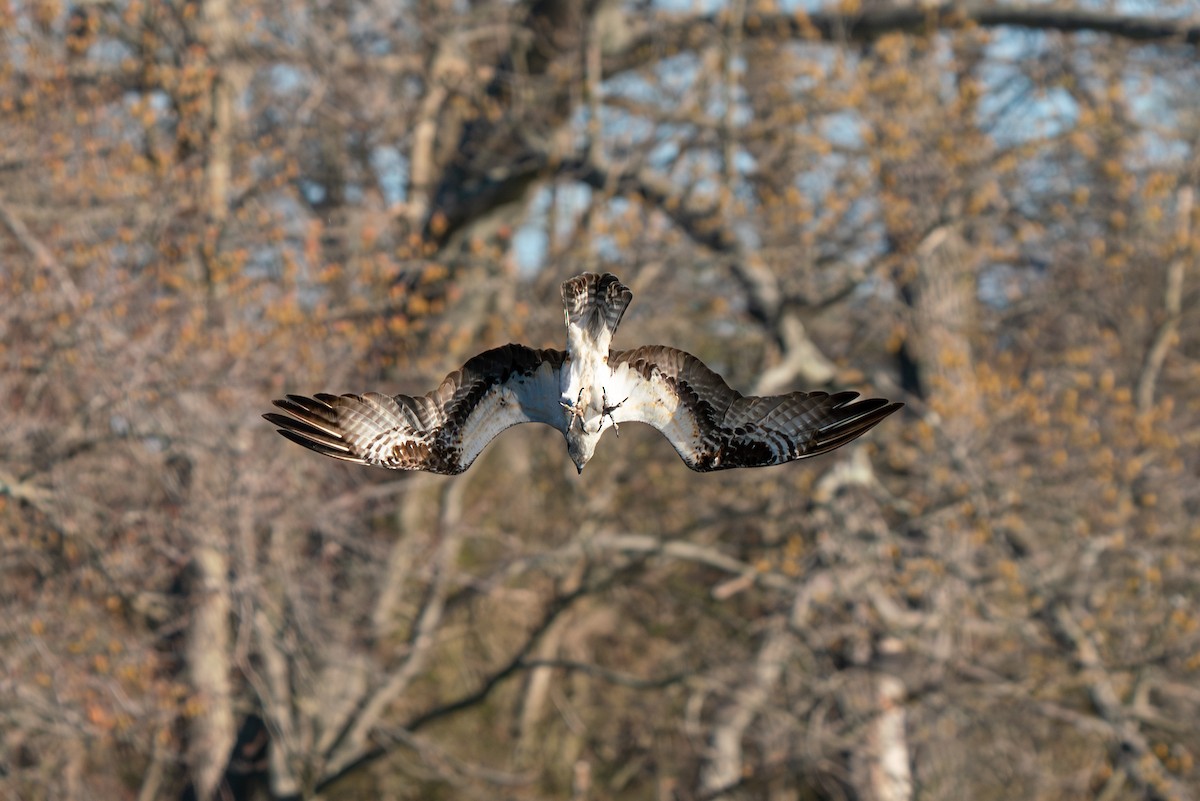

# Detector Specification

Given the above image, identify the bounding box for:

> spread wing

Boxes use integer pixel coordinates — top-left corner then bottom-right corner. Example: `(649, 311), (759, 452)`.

(608, 346), (902, 472)
(264, 345), (566, 475)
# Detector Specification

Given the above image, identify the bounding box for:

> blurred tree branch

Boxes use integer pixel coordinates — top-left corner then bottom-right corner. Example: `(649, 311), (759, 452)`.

(606, 2), (1200, 79)
(1137, 186), (1192, 414)
(0, 195), (81, 310)
(1052, 604), (1195, 801)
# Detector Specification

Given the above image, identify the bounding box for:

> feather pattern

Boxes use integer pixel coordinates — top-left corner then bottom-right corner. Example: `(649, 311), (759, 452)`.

(607, 346), (901, 471)
(265, 345), (565, 474)
(265, 273), (902, 474)
(561, 272), (632, 351)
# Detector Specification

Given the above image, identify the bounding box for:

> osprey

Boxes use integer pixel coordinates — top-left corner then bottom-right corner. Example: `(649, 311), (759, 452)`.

(265, 273), (902, 474)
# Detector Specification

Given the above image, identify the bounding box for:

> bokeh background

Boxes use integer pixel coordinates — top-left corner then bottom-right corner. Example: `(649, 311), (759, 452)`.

(3, 1), (1199, 799)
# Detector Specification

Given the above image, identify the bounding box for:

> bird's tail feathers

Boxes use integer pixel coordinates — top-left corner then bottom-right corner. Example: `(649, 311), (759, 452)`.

(561, 273), (633, 350)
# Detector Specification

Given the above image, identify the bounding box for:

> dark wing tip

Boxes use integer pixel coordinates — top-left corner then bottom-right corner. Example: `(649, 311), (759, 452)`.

(264, 396), (368, 465)
(808, 396), (903, 456)
(275, 428), (366, 464)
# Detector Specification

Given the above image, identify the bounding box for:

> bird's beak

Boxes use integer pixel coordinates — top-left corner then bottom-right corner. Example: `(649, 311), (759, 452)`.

(575, 462), (584, 475)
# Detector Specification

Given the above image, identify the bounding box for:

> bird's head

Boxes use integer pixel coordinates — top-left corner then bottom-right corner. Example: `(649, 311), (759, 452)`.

(566, 429), (600, 474)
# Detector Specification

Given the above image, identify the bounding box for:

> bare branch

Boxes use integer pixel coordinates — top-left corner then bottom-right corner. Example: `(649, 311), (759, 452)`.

(0, 195), (81, 309)
(1051, 604), (1195, 801)
(185, 544), (236, 801)
(701, 621), (791, 796)
(517, 658), (689, 690)
(571, 154), (840, 387)
(324, 479), (468, 778)
(314, 582), (590, 793)
(605, 4), (1200, 77)
(1138, 186), (1192, 414)
(407, 40), (470, 230)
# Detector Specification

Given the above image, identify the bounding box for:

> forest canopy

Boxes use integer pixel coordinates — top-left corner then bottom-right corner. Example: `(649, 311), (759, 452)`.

(2, 1), (1199, 799)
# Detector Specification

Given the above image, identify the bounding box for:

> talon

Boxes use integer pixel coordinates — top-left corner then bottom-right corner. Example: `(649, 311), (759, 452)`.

(561, 388), (586, 430)
(601, 389), (628, 437)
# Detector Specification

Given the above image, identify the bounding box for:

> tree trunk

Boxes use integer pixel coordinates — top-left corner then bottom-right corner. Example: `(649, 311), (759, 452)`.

(186, 544), (235, 801)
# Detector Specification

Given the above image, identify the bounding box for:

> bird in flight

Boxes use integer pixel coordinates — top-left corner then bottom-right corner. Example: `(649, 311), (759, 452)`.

(265, 273), (902, 474)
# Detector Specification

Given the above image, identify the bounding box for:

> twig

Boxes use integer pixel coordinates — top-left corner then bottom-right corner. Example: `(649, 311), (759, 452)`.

(1137, 186), (1192, 414)
(700, 621), (791, 796)
(0, 194), (82, 309)
(1051, 604), (1194, 801)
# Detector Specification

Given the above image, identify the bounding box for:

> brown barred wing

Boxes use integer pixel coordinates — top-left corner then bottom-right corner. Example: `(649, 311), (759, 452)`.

(608, 346), (902, 471)
(264, 344), (567, 474)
